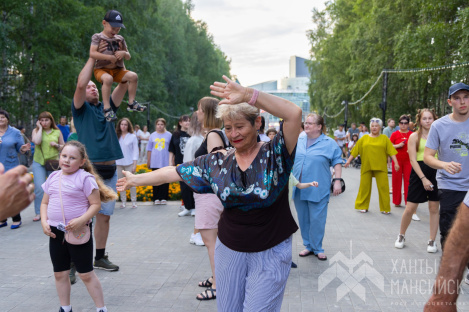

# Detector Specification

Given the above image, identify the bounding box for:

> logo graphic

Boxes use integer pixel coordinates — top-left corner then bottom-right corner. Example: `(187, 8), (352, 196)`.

(450, 133), (469, 157)
(154, 138), (166, 151)
(116, 15), (122, 21)
(318, 241), (384, 302)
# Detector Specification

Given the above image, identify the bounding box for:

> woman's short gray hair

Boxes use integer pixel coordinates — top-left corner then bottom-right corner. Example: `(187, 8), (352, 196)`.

(216, 103), (260, 125)
(369, 117), (383, 130)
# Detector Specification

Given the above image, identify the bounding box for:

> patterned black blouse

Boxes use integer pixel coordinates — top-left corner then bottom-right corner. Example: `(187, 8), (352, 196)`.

(176, 124), (298, 252)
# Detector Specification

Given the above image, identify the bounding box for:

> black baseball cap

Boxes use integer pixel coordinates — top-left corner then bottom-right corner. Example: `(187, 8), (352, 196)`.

(104, 10), (125, 29)
(448, 82), (469, 99)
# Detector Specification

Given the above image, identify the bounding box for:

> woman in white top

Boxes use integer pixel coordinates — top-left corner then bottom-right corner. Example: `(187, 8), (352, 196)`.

(116, 118), (139, 208)
(139, 125), (151, 162)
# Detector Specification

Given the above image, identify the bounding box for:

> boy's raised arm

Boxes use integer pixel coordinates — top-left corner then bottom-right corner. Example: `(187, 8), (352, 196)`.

(73, 58), (94, 110)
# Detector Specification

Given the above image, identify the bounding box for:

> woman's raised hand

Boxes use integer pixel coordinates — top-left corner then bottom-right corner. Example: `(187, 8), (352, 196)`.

(210, 75), (247, 105)
(116, 170), (135, 192)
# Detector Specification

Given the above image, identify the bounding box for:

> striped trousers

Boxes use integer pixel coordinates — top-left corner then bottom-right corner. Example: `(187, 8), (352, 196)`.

(215, 236), (292, 312)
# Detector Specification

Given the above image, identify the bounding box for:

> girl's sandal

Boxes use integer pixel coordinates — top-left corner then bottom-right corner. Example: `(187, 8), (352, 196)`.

(198, 276), (213, 288)
(196, 287), (216, 301)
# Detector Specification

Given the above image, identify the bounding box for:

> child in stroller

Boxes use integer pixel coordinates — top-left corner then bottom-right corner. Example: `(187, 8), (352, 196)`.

(348, 134), (360, 168)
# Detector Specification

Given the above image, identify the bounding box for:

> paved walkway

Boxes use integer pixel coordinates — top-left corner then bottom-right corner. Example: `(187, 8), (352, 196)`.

(1, 167), (469, 311)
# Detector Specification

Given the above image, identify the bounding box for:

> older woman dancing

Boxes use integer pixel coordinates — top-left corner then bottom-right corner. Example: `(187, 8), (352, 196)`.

(345, 118), (399, 213)
(117, 75), (302, 311)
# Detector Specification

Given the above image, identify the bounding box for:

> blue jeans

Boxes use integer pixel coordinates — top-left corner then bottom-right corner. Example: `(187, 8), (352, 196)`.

(99, 170), (117, 216)
(32, 161), (53, 215)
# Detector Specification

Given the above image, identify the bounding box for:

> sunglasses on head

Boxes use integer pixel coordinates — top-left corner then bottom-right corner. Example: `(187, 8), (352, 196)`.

(370, 119), (380, 123)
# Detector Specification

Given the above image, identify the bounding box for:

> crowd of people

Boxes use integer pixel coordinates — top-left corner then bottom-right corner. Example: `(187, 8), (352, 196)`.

(2, 13), (469, 308)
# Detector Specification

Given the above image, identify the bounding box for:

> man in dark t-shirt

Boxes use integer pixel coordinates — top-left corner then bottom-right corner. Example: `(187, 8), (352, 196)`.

(71, 58), (127, 275)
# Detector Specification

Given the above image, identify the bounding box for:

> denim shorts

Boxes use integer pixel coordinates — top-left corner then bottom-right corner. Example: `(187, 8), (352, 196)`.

(99, 170), (117, 216)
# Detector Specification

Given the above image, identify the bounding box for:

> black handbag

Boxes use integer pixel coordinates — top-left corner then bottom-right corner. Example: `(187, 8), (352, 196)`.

(93, 163), (117, 180)
(38, 146), (60, 171)
(44, 159), (60, 171)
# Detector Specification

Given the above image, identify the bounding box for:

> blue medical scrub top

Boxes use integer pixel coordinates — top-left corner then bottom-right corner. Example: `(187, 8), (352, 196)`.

(292, 133), (342, 202)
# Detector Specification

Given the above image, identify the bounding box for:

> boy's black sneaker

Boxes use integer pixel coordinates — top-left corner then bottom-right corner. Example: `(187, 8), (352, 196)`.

(103, 108), (117, 122)
(127, 100), (147, 112)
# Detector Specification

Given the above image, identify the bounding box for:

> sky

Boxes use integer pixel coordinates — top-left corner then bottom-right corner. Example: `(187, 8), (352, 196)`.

(190, 0), (326, 87)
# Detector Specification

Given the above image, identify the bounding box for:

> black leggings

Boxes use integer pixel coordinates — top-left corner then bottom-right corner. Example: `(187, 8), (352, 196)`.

(180, 182), (195, 209)
(49, 225), (94, 273)
(151, 168), (169, 201)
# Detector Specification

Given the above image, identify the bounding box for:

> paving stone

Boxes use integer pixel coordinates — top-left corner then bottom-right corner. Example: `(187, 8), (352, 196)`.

(2, 167), (469, 311)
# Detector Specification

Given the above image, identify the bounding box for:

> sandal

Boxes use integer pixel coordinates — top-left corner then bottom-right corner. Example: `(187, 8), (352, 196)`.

(103, 108), (117, 122)
(196, 287), (216, 301)
(33, 215), (41, 222)
(127, 100), (147, 112)
(358, 209), (368, 213)
(381, 211), (391, 215)
(198, 276), (213, 288)
(299, 249), (313, 257)
(315, 253), (328, 261)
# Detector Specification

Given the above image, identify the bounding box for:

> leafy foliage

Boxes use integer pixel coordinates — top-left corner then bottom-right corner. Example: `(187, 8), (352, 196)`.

(1, 0), (230, 133)
(308, 0), (469, 126)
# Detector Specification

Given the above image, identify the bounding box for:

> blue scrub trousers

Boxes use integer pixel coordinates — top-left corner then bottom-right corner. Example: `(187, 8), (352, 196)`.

(293, 190), (329, 254)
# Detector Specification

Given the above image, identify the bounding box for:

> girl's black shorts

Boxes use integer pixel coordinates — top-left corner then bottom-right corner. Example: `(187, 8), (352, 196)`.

(49, 224), (93, 273)
(407, 161), (439, 203)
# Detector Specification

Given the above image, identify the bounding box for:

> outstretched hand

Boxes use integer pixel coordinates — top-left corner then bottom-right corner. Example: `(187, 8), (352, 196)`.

(116, 170), (135, 192)
(210, 75), (247, 105)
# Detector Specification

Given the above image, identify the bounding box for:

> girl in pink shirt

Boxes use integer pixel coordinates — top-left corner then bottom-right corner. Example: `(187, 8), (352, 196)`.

(40, 141), (117, 312)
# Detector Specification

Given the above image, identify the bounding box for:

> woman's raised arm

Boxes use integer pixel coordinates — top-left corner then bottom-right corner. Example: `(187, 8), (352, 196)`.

(210, 75), (302, 154)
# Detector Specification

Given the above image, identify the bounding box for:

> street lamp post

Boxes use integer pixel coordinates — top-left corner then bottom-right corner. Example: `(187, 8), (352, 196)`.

(341, 100), (349, 132)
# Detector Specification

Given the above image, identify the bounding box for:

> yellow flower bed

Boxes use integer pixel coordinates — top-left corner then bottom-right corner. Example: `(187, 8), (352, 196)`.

(123, 164), (181, 201)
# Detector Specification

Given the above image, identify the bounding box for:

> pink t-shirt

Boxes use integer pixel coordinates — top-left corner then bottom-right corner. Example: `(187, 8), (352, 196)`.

(42, 169), (99, 227)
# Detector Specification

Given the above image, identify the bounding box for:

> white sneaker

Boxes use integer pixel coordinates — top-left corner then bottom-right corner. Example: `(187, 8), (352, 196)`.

(179, 205), (185, 211)
(191, 209), (195, 216)
(160, 200), (167, 205)
(427, 240), (438, 253)
(412, 214), (420, 221)
(190, 233), (205, 246)
(120, 203), (126, 209)
(154, 200), (160, 205)
(178, 209), (191, 217)
(395, 234), (405, 249)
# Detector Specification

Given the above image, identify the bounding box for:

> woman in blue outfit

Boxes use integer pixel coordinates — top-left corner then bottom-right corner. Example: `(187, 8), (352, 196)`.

(117, 75), (302, 312)
(0, 110), (31, 229)
(293, 113), (343, 260)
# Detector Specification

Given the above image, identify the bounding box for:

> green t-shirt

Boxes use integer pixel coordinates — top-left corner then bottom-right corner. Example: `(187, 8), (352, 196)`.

(71, 97), (123, 162)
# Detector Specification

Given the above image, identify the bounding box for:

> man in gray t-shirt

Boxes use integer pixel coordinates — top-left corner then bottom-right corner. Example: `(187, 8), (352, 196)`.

(424, 82), (469, 253)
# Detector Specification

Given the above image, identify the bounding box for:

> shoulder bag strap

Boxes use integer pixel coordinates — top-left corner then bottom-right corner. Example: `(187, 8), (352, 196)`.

(59, 173), (66, 226)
